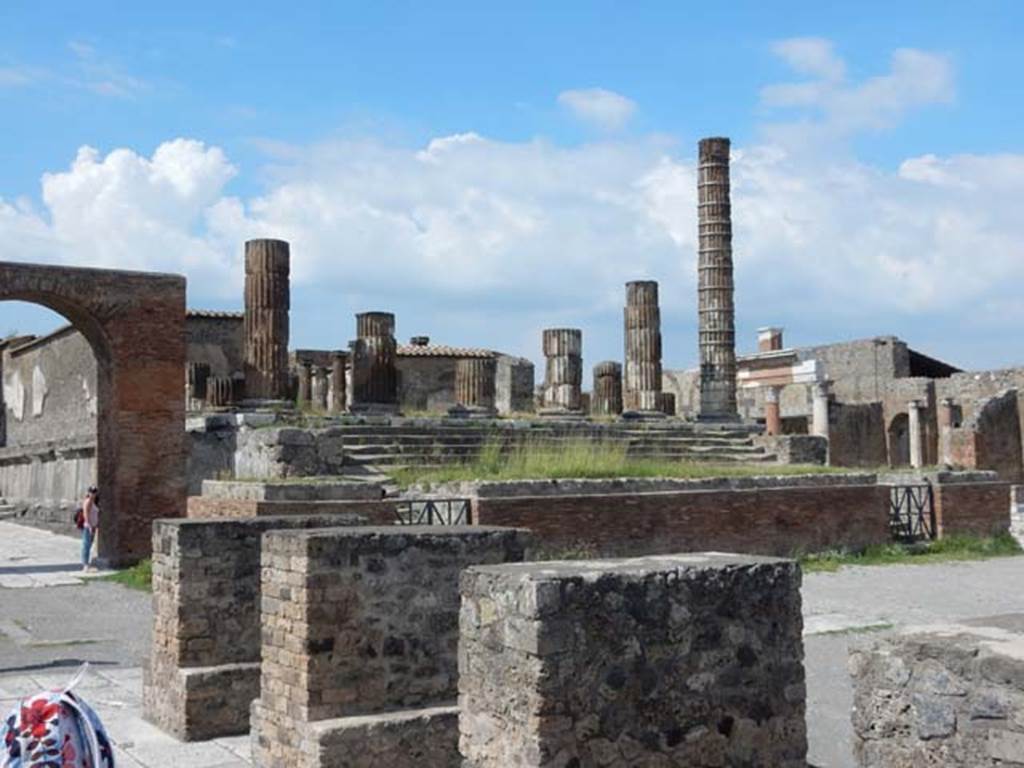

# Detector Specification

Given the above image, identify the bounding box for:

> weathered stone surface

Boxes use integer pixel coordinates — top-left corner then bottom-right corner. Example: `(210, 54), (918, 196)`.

(697, 137), (738, 421)
(244, 239), (291, 401)
(459, 553), (807, 767)
(623, 281), (663, 414)
(453, 357), (497, 415)
(350, 312), (399, 411)
(592, 360), (623, 416)
(541, 328), (582, 414)
(0, 261), (186, 565)
(143, 514), (368, 740)
(330, 351), (347, 414)
(251, 525), (532, 767)
(850, 614), (1024, 766)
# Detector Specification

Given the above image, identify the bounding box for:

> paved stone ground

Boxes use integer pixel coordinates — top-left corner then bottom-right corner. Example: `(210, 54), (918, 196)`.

(3, 521), (1024, 767)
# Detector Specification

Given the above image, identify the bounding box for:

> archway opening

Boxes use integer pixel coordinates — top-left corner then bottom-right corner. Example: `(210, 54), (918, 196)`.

(888, 413), (911, 468)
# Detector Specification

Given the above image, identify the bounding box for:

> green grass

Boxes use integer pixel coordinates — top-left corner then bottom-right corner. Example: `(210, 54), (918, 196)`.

(392, 437), (847, 487)
(98, 558), (152, 591)
(800, 533), (1023, 573)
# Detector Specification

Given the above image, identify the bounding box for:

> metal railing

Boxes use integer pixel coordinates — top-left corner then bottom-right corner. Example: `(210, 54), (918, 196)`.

(395, 498), (471, 526)
(888, 484), (935, 542)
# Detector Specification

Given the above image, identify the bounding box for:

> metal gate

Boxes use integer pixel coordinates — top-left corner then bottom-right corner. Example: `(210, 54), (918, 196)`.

(395, 498), (471, 526)
(888, 484), (935, 542)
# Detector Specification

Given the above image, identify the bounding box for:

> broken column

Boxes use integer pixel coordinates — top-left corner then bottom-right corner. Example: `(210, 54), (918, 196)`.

(541, 328), (582, 415)
(296, 360), (313, 408)
(460, 553), (808, 767)
(312, 367), (329, 410)
(330, 351), (347, 414)
(350, 312), (399, 414)
(592, 361), (623, 416)
(243, 239), (291, 402)
(697, 137), (738, 420)
(764, 385), (783, 436)
(451, 357), (497, 417)
(250, 526), (532, 768)
(623, 280), (663, 415)
(908, 400), (924, 469)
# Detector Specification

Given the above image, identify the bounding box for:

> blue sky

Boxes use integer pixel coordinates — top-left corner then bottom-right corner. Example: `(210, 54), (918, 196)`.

(2, 1), (1023, 372)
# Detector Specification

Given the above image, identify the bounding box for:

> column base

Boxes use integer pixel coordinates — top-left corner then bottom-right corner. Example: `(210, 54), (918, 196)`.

(537, 408), (586, 420)
(447, 405), (498, 420)
(621, 409), (667, 421)
(349, 403), (402, 416)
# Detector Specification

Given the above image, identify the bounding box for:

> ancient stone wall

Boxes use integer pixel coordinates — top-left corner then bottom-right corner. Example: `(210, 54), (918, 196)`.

(946, 390), (1023, 482)
(829, 402), (888, 467)
(453, 357), (497, 414)
(186, 496), (398, 522)
(250, 526), (531, 767)
(185, 312), (244, 380)
(932, 474), (1011, 538)
(460, 553), (807, 767)
(143, 514), (366, 741)
(752, 434), (828, 465)
(849, 614), (1024, 766)
(473, 478), (889, 558)
(2, 326), (97, 445)
(494, 355), (534, 415)
(0, 438), (95, 533)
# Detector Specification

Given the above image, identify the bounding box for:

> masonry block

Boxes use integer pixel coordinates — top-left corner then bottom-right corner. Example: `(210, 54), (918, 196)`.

(850, 614), (1024, 766)
(252, 525), (531, 767)
(459, 553), (808, 767)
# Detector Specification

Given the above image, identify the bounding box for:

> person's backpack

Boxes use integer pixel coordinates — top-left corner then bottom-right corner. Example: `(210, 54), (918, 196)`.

(1, 666), (115, 768)
(72, 505), (84, 530)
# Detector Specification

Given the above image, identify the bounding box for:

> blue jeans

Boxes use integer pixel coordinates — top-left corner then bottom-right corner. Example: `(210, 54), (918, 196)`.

(82, 527), (94, 566)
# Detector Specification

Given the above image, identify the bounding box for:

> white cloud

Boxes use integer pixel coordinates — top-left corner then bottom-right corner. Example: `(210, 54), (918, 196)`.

(67, 40), (148, 98)
(762, 40), (954, 141)
(0, 67), (37, 87)
(558, 88), (637, 131)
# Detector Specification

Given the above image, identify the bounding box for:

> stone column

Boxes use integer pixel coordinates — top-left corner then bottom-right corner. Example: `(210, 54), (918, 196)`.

(452, 357), (497, 417)
(296, 361), (313, 407)
(185, 362), (210, 411)
(312, 366), (329, 410)
(350, 312), (399, 413)
(623, 280), (663, 414)
(592, 361), (623, 416)
(243, 239), (290, 401)
(330, 352), (347, 414)
(812, 380), (831, 441)
(937, 397), (955, 466)
(764, 385), (783, 436)
(908, 400), (924, 469)
(207, 376), (233, 408)
(697, 137), (738, 420)
(541, 328), (582, 415)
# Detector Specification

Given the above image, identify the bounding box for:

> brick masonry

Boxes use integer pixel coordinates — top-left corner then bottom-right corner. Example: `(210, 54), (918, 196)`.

(849, 614), (1024, 766)
(473, 480), (892, 558)
(250, 525), (532, 767)
(459, 553), (808, 767)
(933, 478), (1011, 538)
(0, 261), (186, 565)
(144, 515), (369, 741)
(186, 495), (397, 523)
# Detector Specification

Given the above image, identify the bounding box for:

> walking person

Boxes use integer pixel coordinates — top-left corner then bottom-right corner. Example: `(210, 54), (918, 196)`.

(81, 485), (100, 572)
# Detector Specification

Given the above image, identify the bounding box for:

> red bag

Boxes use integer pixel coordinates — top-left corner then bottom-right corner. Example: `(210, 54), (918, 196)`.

(73, 506), (85, 530)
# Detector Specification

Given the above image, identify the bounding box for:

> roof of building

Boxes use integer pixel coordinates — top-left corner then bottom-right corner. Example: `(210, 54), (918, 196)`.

(187, 309), (244, 320)
(397, 344), (497, 358)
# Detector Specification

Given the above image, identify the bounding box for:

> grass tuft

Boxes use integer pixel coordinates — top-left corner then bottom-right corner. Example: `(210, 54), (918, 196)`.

(392, 437), (844, 487)
(800, 533), (1022, 573)
(98, 558), (152, 591)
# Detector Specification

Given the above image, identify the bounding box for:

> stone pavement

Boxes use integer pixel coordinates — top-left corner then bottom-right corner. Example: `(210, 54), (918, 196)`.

(3, 521), (1024, 767)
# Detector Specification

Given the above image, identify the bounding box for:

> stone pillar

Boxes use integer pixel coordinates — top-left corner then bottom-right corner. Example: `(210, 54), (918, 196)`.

(460, 554), (807, 767)
(623, 280), (663, 414)
(764, 385), (783, 436)
(592, 361), (623, 416)
(250, 526), (532, 768)
(350, 312), (399, 414)
(697, 137), (738, 420)
(207, 376), (233, 408)
(452, 357), (497, 417)
(243, 239), (290, 401)
(186, 362), (210, 411)
(812, 380), (831, 440)
(937, 397), (956, 466)
(330, 352), (347, 414)
(312, 366), (329, 410)
(296, 361), (313, 407)
(908, 400), (924, 469)
(541, 328), (583, 415)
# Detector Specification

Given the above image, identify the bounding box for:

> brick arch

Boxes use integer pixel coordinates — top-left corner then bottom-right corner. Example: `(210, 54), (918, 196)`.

(0, 261), (186, 565)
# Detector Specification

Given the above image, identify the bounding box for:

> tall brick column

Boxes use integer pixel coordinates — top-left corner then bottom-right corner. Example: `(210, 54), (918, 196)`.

(452, 357), (497, 417)
(350, 312), (399, 414)
(244, 239), (290, 402)
(592, 361), (623, 416)
(541, 328), (583, 415)
(330, 351), (347, 414)
(697, 138), (738, 420)
(764, 385), (782, 436)
(623, 280), (663, 415)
